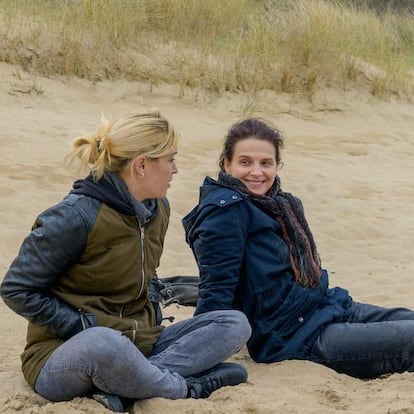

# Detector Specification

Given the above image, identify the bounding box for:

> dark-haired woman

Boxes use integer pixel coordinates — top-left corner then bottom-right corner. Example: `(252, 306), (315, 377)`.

(183, 117), (414, 379)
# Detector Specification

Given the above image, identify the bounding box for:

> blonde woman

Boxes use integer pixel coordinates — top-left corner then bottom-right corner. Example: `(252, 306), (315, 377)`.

(1, 111), (251, 412)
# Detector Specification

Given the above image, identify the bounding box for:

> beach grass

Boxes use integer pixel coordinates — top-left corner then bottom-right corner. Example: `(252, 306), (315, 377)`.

(0, 0), (413, 100)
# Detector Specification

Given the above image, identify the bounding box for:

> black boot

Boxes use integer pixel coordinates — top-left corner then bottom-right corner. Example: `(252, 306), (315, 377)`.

(186, 362), (248, 399)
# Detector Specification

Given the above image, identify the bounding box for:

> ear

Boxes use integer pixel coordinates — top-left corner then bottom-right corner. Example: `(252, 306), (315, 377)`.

(223, 158), (232, 175)
(132, 155), (147, 177)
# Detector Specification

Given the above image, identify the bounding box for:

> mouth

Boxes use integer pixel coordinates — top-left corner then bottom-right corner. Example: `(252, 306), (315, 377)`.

(243, 179), (268, 194)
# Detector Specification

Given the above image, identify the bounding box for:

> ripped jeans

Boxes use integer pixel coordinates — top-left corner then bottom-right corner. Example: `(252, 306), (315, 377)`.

(35, 310), (251, 401)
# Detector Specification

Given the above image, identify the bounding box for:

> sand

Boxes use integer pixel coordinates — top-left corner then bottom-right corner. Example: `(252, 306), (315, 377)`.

(0, 61), (414, 413)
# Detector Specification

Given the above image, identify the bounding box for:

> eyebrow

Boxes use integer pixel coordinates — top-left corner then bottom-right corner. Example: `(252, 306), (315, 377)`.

(237, 155), (274, 161)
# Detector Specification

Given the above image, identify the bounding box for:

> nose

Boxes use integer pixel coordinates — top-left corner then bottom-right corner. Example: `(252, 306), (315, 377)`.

(172, 161), (178, 174)
(250, 163), (263, 176)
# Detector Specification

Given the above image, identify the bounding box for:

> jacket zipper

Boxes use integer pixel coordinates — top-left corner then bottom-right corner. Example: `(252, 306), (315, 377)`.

(119, 221), (146, 326)
(132, 319), (138, 342)
(137, 224), (146, 299)
(131, 223), (146, 339)
(79, 309), (87, 330)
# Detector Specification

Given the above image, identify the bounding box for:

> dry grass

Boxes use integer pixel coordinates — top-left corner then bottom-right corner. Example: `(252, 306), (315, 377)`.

(0, 0), (413, 100)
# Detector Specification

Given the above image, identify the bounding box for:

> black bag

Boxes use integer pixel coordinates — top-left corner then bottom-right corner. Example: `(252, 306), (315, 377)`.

(149, 275), (200, 325)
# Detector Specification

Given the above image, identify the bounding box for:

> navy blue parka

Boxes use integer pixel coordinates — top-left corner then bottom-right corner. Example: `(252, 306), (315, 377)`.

(183, 177), (353, 363)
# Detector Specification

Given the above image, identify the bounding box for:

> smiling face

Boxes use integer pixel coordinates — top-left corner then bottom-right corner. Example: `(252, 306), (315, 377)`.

(224, 137), (277, 196)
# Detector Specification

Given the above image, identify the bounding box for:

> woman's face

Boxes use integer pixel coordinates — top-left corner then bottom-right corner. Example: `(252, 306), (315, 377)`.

(127, 150), (178, 201)
(224, 137), (277, 196)
(143, 151), (178, 199)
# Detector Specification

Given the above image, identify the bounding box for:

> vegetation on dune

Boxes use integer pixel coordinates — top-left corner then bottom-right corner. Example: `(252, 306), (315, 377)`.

(0, 0), (413, 100)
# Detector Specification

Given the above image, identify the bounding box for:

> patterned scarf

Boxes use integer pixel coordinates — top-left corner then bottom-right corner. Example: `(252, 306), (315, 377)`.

(218, 172), (321, 288)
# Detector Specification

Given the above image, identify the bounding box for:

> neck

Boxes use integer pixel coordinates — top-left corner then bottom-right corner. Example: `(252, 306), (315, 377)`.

(118, 169), (145, 202)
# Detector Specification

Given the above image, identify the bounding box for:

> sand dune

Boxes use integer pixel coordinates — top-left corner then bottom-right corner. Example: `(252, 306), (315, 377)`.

(1, 61), (414, 413)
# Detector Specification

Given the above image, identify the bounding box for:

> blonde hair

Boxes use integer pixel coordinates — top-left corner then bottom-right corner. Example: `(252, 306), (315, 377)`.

(67, 110), (178, 180)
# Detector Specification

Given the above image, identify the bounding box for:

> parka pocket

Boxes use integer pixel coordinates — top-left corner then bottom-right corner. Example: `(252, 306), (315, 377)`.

(255, 284), (312, 337)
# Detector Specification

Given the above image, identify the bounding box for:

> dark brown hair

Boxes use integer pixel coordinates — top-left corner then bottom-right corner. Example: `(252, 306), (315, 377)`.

(218, 118), (284, 171)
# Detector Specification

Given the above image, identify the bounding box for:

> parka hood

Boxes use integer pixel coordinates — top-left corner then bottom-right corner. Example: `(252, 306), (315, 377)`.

(182, 176), (244, 244)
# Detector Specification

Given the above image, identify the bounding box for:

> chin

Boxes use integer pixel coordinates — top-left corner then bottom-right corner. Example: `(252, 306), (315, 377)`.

(247, 187), (265, 195)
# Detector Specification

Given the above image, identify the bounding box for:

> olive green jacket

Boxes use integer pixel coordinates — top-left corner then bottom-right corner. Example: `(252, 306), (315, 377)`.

(1, 178), (169, 388)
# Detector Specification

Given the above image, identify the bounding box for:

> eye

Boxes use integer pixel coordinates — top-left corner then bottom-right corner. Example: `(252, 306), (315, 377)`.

(239, 159), (250, 166)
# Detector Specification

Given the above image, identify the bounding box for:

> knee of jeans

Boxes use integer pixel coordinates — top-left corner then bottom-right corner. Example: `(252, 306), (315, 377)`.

(225, 310), (252, 343)
(78, 326), (126, 360)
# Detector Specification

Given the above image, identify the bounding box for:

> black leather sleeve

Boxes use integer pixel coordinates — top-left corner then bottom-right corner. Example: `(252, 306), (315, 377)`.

(0, 197), (92, 339)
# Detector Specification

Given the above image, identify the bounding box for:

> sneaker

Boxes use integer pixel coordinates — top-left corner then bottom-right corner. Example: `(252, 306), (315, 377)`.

(92, 391), (125, 412)
(186, 362), (248, 399)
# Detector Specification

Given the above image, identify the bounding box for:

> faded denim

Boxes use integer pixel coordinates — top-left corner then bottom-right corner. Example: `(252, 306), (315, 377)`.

(35, 310), (251, 401)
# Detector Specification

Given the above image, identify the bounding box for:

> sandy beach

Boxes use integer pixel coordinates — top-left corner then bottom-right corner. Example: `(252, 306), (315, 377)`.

(0, 60), (414, 413)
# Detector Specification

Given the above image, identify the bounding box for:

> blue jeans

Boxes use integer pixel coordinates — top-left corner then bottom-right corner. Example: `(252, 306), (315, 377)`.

(309, 301), (414, 378)
(35, 310), (251, 401)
